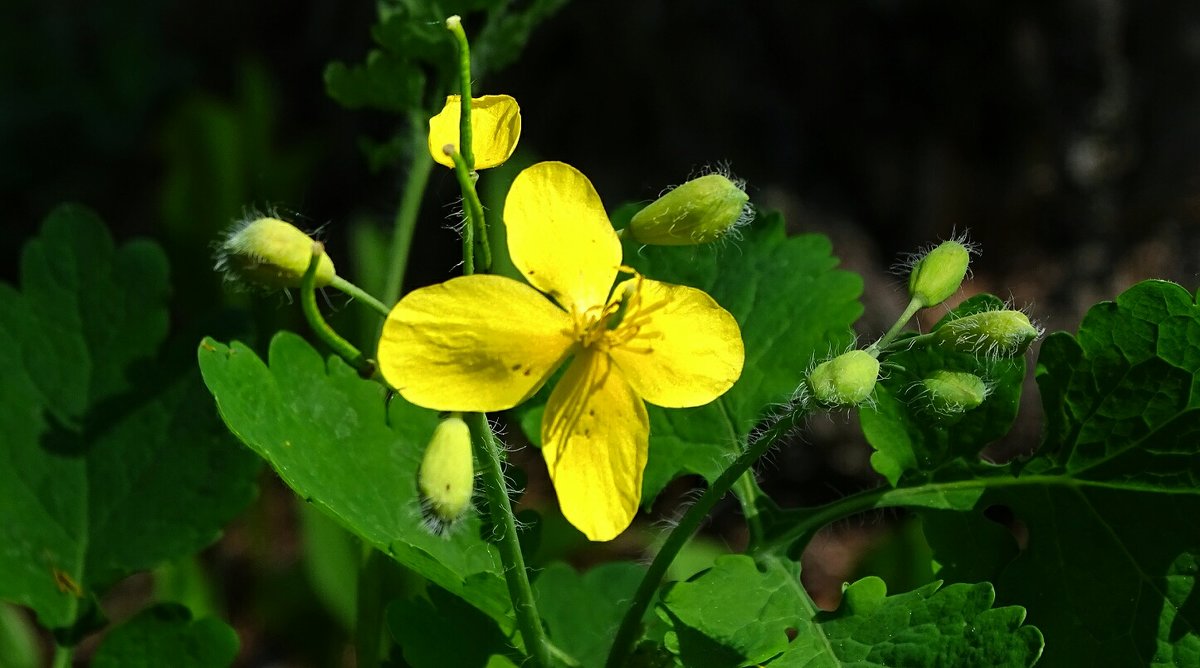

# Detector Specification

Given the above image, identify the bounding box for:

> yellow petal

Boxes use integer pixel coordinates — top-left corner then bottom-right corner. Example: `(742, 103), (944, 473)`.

(428, 95), (522, 169)
(504, 161), (621, 315)
(378, 274), (573, 412)
(542, 348), (648, 541)
(607, 278), (744, 408)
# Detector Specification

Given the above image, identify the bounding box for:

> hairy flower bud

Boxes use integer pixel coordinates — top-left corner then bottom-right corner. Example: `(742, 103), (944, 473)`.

(628, 173), (751, 246)
(418, 415), (475, 527)
(216, 217), (336, 289)
(807, 350), (881, 407)
(908, 240), (970, 307)
(919, 370), (988, 414)
(935, 309), (1040, 357)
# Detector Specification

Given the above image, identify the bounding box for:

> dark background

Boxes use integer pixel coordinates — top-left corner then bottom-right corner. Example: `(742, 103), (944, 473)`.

(5, 0), (1200, 664)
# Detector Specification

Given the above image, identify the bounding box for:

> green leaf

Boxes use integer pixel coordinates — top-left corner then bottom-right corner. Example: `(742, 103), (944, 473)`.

(533, 562), (645, 668)
(626, 213), (862, 503)
(0, 206), (259, 632)
(324, 51), (425, 113)
(859, 295), (1025, 485)
(472, 0), (571, 76)
(197, 332), (512, 627)
(387, 586), (520, 668)
(660, 555), (1042, 668)
(91, 604), (238, 668)
(904, 280), (1200, 666)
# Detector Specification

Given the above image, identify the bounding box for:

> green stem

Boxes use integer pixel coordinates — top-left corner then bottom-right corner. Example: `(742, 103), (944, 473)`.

(330, 275), (391, 318)
(381, 113), (436, 310)
(605, 400), (811, 668)
(448, 149), (491, 272)
(732, 472), (765, 545)
(51, 644), (72, 668)
(355, 547), (387, 668)
(868, 296), (923, 356)
(466, 413), (559, 667)
(446, 16), (475, 170)
(301, 244), (374, 376)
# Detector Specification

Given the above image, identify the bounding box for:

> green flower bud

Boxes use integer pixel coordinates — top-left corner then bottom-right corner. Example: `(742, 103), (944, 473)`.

(908, 240), (970, 307)
(807, 350), (881, 407)
(216, 217), (336, 289)
(935, 309), (1040, 357)
(629, 173), (751, 246)
(919, 370), (988, 414)
(419, 416), (474, 527)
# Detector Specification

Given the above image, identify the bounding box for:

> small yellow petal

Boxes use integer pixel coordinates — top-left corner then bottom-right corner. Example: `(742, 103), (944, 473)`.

(379, 275), (573, 412)
(428, 94), (522, 169)
(607, 278), (744, 408)
(542, 349), (648, 542)
(504, 162), (621, 315)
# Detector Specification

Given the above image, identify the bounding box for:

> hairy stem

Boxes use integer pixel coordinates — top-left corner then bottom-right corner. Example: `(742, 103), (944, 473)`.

(467, 413), (559, 667)
(448, 149), (491, 272)
(606, 401), (810, 668)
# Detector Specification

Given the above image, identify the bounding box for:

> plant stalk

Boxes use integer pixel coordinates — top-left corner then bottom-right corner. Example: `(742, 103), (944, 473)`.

(380, 113), (436, 310)
(301, 244), (373, 376)
(467, 412), (556, 667)
(605, 400), (810, 668)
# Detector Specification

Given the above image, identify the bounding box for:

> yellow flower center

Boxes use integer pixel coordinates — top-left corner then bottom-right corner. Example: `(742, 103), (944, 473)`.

(571, 271), (665, 355)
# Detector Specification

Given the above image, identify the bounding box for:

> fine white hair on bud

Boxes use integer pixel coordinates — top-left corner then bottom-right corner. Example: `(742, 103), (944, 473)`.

(214, 212), (336, 291)
(906, 233), (979, 308)
(418, 415), (475, 536)
(628, 166), (753, 246)
(910, 370), (991, 415)
(806, 350), (881, 408)
(935, 306), (1043, 358)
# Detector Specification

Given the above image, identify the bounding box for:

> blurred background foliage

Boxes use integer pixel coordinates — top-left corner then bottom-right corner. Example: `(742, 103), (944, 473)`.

(4, 0), (1200, 665)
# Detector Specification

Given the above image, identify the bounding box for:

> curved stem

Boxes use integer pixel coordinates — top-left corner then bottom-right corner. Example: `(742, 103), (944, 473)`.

(446, 16), (475, 170)
(301, 244), (373, 376)
(380, 113), (436, 310)
(467, 413), (560, 668)
(868, 296), (923, 356)
(329, 275), (390, 318)
(605, 400), (810, 668)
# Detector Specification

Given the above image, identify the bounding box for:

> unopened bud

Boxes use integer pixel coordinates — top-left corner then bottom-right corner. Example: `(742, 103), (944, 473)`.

(418, 416), (475, 527)
(935, 309), (1040, 357)
(629, 173), (751, 246)
(216, 217), (336, 289)
(919, 370), (987, 414)
(909, 240), (970, 307)
(807, 350), (881, 407)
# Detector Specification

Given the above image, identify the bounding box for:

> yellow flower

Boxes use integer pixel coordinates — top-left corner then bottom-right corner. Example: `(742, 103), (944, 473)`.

(378, 162), (744, 541)
(427, 94), (521, 169)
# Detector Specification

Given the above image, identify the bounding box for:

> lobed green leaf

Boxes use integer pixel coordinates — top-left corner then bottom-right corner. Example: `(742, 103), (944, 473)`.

(197, 332), (513, 628)
(0, 206), (259, 633)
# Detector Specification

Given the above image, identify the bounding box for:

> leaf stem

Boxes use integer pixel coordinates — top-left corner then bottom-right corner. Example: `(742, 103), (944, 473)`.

(329, 275), (391, 318)
(354, 546), (388, 668)
(380, 112), (436, 310)
(447, 148), (491, 272)
(868, 296), (923, 356)
(732, 472), (765, 544)
(466, 412), (558, 668)
(446, 15), (475, 171)
(605, 400), (811, 668)
(301, 244), (374, 376)
(51, 644), (72, 668)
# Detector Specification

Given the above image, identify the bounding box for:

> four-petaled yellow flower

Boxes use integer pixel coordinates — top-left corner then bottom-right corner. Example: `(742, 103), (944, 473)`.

(427, 94), (521, 169)
(377, 162), (744, 541)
